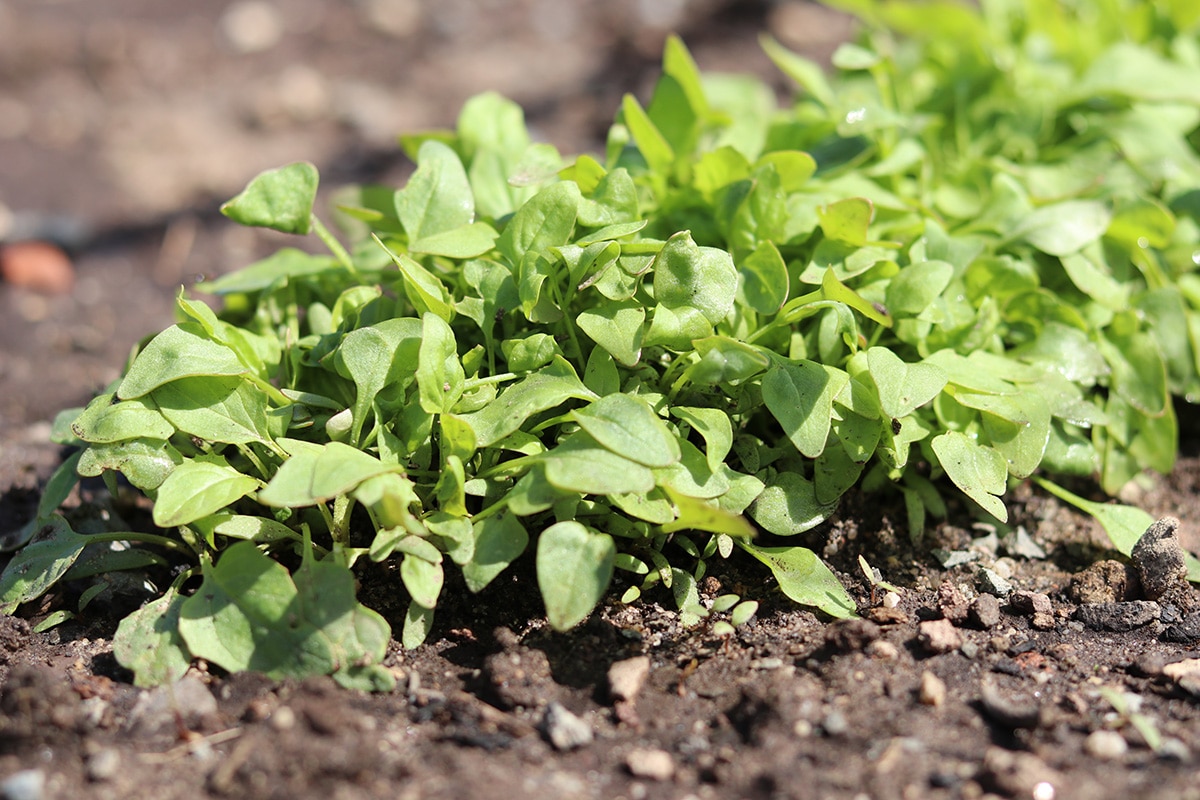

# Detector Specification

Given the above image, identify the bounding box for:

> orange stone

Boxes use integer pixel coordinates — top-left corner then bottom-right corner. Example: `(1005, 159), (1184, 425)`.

(0, 240), (75, 294)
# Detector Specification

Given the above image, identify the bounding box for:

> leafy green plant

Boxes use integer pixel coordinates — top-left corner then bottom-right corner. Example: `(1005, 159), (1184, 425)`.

(4, 0), (1199, 688)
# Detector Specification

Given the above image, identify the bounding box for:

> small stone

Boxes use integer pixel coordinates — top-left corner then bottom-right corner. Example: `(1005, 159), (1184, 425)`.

(1009, 590), (1052, 617)
(0, 770), (45, 800)
(607, 656), (651, 704)
(1162, 612), (1200, 643)
(882, 591), (902, 609)
(625, 748), (675, 781)
(1006, 526), (1047, 559)
(1070, 560), (1139, 604)
(866, 640), (899, 660)
(1031, 612), (1056, 631)
(991, 558), (1016, 580)
(1131, 517), (1187, 601)
(1157, 737), (1190, 761)
(917, 619), (962, 655)
(918, 671), (947, 707)
(821, 709), (849, 736)
(1131, 652), (1171, 678)
(959, 641), (980, 659)
(220, 0), (284, 53)
(1084, 729), (1129, 760)
(982, 747), (1061, 797)
(866, 606), (909, 625)
(969, 594), (1002, 629)
(977, 568), (1013, 596)
(129, 676), (218, 736)
(542, 702), (593, 751)
(1162, 658), (1200, 697)
(268, 705), (296, 731)
(85, 748), (120, 782)
(937, 581), (970, 623)
(979, 680), (1042, 729)
(0, 240), (74, 293)
(1073, 601), (1161, 632)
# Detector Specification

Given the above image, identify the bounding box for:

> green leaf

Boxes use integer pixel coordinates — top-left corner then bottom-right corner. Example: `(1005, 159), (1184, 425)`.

(670, 406), (733, 472)
(956, 390), (1053, 478)
(497, 181), (580, 266)
(0, 516), (87, 614)
(688, 336), (770, 384)
(118, 323), (248, 399)
(652, 231), (738, 324)
(113, 586), (193, 688)
(738, 540), (856, 619)
(818, 197), (873, 247)
(396, 140), (475, 241)
(77, 438), (182, 491)
(762, 361), (849, 458)
(463, 513), (529, 593)
(153, 377), (273, 445)
(571, 394), (680, 468)
(417, 312), (466, 414)
(885, 260), (954, 316)
(337, 317), (423, 443)
(152, 459), (260, 528)
(536, 521), (615, 631)
(458, 357), (596, 448)
(220, 162), (317, 235)
(866, 347), (948, 419)
(931, 431), (1009, 521)
(761, 35), (834, 106)
(259, 441), (403, 508)
(576, 301), (646, 367)
(71, 394), (174, 444)
(401, 553), (444, 609)
(739, 240), (790, 315)
(540, 433), (656, 496)
(1010, 200), (1112, 257)
(410, 222), (498, 259)
(748, 470), (837, 535)
(621, 93), (675, 174)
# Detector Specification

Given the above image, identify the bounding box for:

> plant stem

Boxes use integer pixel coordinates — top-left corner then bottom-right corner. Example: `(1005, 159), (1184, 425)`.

(311, 214), (359, 276)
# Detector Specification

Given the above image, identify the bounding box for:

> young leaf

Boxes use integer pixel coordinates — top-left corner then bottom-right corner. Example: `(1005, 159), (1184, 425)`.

(0, 516), (88, 614)
(118, 323), (248, 399)
(931, 431), (1009, 521)
(738, 540), (857, 619)
(762, 361), (849, 458)
(112, 585), (193, 688)
(396, 140), (475, 241)
(220, 162), (318, 235)
(152, 459), (261, 528)
(570, 393), (680, 468)
(536, 521), (615, 631)
(463, 512), (529, 593)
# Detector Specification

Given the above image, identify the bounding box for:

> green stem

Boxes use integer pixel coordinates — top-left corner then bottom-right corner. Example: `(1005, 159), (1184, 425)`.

(311, 214), (358, 276)
(463, 372), (519, 390)
(86, 531), (194, 557)
(620, 242), (665, 256)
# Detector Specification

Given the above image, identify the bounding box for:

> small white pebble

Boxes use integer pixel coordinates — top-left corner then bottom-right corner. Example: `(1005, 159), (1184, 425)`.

(882, 591), (901, 608)
(1084, 729), (1128, 760)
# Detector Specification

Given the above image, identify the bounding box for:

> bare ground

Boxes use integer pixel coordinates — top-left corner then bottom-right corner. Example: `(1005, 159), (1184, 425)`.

(3, 3), (1200, 799)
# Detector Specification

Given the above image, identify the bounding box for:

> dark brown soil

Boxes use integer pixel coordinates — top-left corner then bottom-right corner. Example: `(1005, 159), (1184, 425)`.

(3, 3), (1200, 799)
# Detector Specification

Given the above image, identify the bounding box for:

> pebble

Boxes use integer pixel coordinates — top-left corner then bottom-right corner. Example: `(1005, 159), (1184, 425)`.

(359, 0), (421, 38)
(979, 680), (1042, 729)
(969, 594), (1002, 629)
(219, 0), (284, 53)
(1131, 517), (1188, 601)
(1161, 612), (1200, 643)
(542, 702), (593, 751)
(0, 770), (44, 800)
(882, 591), (901, 609)
(85, 748), (121, 782)
(977, 568), (1013, 596)
(1009, 590), (1052, 616)
(607, 656), (651, 704)
(0, 240), (75, 293)
(918, 670), (946, 707)
(1070, 560), (1139, 604)
(866, 640), (899, 661)
(625, 748), (675, 781)
(128, 676), (219, 736)
(1084, 729), (1128, 760)
(917, 619), (962, 654)
(982, 747), (1061, 798)
(1073, 601), (1161, 632)
(821, 709), (849, 736)
(937, 581), (970, 623)
(1162, 658), (1200, 697)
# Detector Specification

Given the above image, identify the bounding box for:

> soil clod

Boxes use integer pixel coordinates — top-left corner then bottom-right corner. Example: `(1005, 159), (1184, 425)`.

(1074, 601), (1162, 632)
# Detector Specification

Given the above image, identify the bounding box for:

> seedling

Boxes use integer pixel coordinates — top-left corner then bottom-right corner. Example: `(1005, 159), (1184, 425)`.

(2, 0), (1198, 689)
(857, 555), (900, 607)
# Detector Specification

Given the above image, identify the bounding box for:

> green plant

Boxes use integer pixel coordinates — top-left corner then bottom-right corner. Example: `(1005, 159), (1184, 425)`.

(4, 0), (1200, 688)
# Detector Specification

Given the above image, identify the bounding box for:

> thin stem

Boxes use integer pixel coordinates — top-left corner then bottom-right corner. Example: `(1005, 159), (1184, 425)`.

(310, 214), (358, 276)
(86, 531), (194, 557)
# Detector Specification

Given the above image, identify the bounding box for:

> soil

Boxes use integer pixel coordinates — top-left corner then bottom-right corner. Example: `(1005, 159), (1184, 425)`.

(2, 3), (1200, 799)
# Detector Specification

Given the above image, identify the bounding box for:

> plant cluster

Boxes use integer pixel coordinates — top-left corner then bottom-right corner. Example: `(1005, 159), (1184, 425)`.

(3, 0), (1200, 689)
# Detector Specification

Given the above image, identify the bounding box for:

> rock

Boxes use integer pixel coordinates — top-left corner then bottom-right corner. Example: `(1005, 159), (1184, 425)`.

(979, 680), (1042, 729)
(0, 771), (44, 800)
(1162, 612), (1200, 643)
(882, 591), (902, 609)
(358, 0), (421, 39)
(866, 606), (908, 625)
(1073, 601), (1161, 632)
(918, 671), (946, 707)
(85, 748), (120, 782)
(219, 0), (283, 53)
(981, 747), (1062, 797)
(866, 640), (899, 660)
(937, 581), (970, 623)
(977, 568), (1013, 596)
(969, 594), (1002, 629)
(824, 618), (880, 652)
(0, 240), (74, 293)
(1084, 729), (1129, 760)
(821, 709), (849, 736)
(625, 748), (675, 781)
(1131, 517), (1188, 601)
(1162, 658), (1200, 697)
(128, 676), (218, 736)
(1009, 590), (1052, 616)
(1005, 526), (1047, 559)
(1070, 560), (1139, 604)
(917, 619), (962, 655)
(607, 656), (651, 704)
(542, 702), (592, 751)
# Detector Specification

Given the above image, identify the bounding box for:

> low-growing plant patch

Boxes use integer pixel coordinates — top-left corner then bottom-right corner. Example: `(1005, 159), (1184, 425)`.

(5, 0), (1200, 688)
